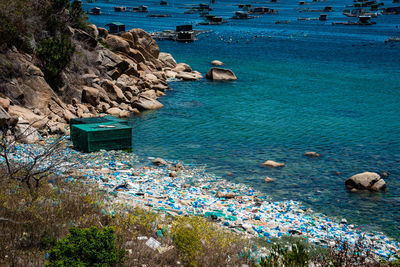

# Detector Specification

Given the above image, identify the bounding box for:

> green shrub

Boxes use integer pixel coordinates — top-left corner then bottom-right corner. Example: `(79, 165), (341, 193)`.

(36, 35), (75, 87)
(0, 0), (33, 48)
(46, 226), (124, 266)
(259, 240), (310, 267)
(69, 0), (88, 30)
(171, 216), (248, 267)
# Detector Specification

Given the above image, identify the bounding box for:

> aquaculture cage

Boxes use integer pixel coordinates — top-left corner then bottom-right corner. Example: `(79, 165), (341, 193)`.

(71, 122), (132, 153)
(70, 115), (127, 126)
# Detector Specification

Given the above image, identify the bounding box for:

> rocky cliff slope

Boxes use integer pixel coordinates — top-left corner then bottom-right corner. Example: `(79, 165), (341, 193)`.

(0, 25), (202, 142)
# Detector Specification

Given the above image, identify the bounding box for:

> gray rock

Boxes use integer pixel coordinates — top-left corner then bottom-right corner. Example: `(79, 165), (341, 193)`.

(82, 86), (100, 106)
(175, 72), (199, 81)
(14, 123), (39, 144)
(371, 179), (386, 191)
(345, 172), (386, 191)
(173, 63), (192, 73)
(206, 67), (237, 81)
(133, 97), (164, 111)
(129, 28), (160, 58)
(106, 107), (130, 118)
(159, 52), (177, 68)
(105, 35), (130, 54)
(101, 80), (127, 103)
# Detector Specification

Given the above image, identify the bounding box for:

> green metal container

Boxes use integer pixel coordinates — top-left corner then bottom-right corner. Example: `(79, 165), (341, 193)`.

(71, 122), (132, 153)
(70, 115), (128, 126)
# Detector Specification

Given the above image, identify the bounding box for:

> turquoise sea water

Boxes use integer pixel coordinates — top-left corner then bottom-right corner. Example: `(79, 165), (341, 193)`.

(84, 0), (400, 239)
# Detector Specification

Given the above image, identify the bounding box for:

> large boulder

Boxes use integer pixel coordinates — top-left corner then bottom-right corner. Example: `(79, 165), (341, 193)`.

(82, 86), (100, 106)
(106, 107), (130, 118)
(158, 53), (177, 68)
(175, 72), (200, 81)
(105, 35), (130, 54)
(14, 120), (40, 144)
(8, 105), (46, 128)
(133, 97), (164, 111)
(140, 90), (157, 99)
(98, 27), (108, 38)
(345, 172), (386, 191)
(0, 97), (10, 111)
(129, 28), (160, 58)
(173, 63), (192, 73)
(128, 48), (146, 63)
(101, 80), (126, 103)
(206, 67), (237, 81)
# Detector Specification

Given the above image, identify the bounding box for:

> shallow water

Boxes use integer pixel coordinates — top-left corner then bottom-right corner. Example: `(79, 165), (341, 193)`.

(84, 0), (400, 239)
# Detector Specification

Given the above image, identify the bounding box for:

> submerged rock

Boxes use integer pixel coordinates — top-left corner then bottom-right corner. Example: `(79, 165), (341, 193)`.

(264, 177), (275, 183)
(262, 160), (285, 168)
(304, 151), (320, 157)
(345, 172), (386, 191)
(206, 67), (237, 81)
(211, 60), (223, 66)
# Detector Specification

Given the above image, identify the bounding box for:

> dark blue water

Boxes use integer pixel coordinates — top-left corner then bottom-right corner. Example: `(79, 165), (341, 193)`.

(84, 0), (400, 239)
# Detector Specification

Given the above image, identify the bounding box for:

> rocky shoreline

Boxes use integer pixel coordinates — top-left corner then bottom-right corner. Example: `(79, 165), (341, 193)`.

(0, 25), (202, 143)
(8, 139), (400, 260)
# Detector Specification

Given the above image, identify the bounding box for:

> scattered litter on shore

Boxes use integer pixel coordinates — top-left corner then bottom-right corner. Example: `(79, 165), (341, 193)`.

(4, 138), (400, 260)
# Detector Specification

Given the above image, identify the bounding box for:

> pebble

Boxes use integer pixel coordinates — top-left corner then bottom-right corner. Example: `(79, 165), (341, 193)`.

(4, 139), (400, 260)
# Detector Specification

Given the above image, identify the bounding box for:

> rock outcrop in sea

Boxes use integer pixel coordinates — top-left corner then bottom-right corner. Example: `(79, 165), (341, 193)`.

(345, 172), (387, 191)
(206, 67), (237, 81)
(0, 24), (200, 141)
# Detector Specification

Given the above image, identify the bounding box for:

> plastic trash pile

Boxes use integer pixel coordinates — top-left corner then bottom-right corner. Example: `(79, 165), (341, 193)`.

(3, 139), (400, 260)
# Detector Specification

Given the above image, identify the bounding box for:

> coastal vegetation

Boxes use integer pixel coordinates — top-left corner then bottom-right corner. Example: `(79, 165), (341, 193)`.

(1, 170), (398, 266)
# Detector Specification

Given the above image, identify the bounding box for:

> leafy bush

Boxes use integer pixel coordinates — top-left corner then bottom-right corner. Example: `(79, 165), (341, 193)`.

(0, 0), (34, 48)
(171, 216), (249, 267)
(47, 227), (124, 266)
(36, 35), (75, 87)
(0, 0), (87, 51)
(259, 240), (309, 267)
(69, 0), (88, 30)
